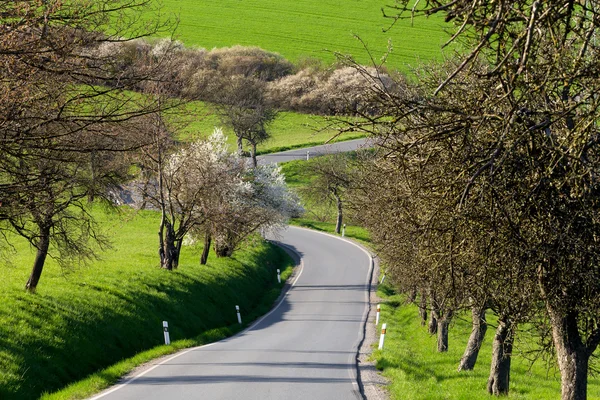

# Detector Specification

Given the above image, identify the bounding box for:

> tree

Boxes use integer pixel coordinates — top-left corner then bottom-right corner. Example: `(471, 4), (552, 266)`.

(210, 75), (278, 166)
(0, 0), (176, 291)
(377, 2), (600, 399)
(300, 153), (351, 234)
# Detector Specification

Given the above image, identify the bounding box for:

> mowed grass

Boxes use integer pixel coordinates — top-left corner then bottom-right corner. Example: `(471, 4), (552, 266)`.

(179, 101), (365, 153)
(156, 0), (451, 70)
(372, 284), (600, 399)
(0, 207), (294, 400)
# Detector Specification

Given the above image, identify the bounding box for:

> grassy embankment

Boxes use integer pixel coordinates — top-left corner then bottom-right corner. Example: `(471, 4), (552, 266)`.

(373, 283), (600, 399)
(156, 0), (450, 71)
(0, 207), (294, 400)
(179, 101), (364, 154)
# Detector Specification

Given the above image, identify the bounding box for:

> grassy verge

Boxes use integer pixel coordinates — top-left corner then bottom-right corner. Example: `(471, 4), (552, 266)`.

(280, 156), (371, 246)
(179, 101), (365, 153)
(372, 284), (600, 399)
(0, 207), (294, 400)
(154, 0), (451, 70)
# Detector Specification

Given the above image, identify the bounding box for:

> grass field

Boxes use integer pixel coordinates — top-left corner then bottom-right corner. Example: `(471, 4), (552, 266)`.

(180, 101), (364, 153)
(372, 284), (600, 400)
(156, 0), (451, 70)
(0, 207), (294, 400)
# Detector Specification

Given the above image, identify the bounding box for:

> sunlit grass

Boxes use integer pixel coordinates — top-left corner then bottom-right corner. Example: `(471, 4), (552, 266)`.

(372, 285), (600, 400)
(0, 207), (294, 400)
(178, 101), (365, 153)
(156, 0), (451, 71)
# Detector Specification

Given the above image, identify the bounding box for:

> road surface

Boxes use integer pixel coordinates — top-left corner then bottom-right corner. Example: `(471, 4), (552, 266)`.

(90, 226), (372, 400)
(258, 138), (370, 164)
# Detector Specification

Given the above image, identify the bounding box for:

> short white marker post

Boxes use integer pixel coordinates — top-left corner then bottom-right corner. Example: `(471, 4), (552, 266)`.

(236, 305), (242, 324)
(380, 274), (386, 284)
(342, 224), (346, 237)
(306, 150), (310, 161)
(375, 304), (381, 325)
(163, 321), (171, 345)
(378, 323), (387, 350)
(277, 268), (281, 284)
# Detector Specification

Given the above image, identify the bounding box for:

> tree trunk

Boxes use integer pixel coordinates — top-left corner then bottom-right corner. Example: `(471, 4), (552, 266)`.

(25, 225), (51, 292)
(333, 193), (343, 234)
(418, 292), (428, 327)
(251, 142), (258, 168)
(547, 308), (591, 400)
(437, 317), (450, 352)
(236, 135), (244, 156)
(428, 300), (438, 334)
(173, 239), (182, 269)
(160, 220), (177, 270)
(200, 231), (211, 265)
(458, 306), (488, 371)
(437, 309), (453, 352)
(487, 316), (513, 396)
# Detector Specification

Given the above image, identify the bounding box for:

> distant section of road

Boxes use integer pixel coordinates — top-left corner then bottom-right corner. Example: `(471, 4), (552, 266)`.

(89, 226), (372, 400)
(258, 138), (371, 165)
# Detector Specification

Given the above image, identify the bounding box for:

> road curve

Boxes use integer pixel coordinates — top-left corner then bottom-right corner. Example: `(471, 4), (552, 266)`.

(90, 226), (372, 400)
(258, 138), (371, 164)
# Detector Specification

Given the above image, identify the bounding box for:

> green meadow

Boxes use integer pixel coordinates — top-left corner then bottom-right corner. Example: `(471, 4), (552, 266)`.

(180, 101), (364, 153)
(157, 0), (450, 70)
(0, 207), (294, 400)
(372, 285), (600, 400)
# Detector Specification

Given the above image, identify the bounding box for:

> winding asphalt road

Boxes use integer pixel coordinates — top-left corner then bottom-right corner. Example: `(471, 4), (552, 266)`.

(258, 138), (370, 164)
(90, 226), (372, 400)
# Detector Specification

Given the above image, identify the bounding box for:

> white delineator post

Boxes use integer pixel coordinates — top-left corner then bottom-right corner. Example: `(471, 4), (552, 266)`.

(306, 150), (310, 161)
(380, 274), (386, 284)
(236, 305), (242, 324)
(375, 304), (381, 325)
(342, 223), (346, 237)
(277, 268), (281, 283)
(163, 321), (171, 345)
(378, 323), (387, 350)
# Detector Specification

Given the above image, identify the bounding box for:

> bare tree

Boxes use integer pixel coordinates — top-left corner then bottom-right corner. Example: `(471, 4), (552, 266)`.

(299, 153), (351, 234)
(0, 0), (177, 291)
(209, 75), (278, 166)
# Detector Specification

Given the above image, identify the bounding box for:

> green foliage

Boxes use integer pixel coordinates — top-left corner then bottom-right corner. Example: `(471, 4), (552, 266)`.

(372, 287), (600, 400)
(179, 101), (364, 153)
(155, 0), (450, 70)
(0, 208), (294, 400)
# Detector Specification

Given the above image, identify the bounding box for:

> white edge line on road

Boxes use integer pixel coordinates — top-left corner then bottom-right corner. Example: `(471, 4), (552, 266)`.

(288, 225), (374, 400)
(87, 243), (305, 400)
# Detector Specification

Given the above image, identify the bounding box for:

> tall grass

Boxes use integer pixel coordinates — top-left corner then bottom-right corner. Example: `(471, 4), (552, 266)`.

(0, 207), (294, 400)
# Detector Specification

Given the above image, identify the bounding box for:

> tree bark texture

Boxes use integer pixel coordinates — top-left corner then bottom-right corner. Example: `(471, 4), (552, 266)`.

(159, 220), (178, 270)
(428, 299), (439, 334)
(547, 308), (591, 400)
(436, 309), (453, 352)
(334, 195), (343, 234)
(25, 224), (51, 292)
(437, 317), (450, 352)
(458, 307), (488, 371)
(251, 143), (257, 168)
(419, 292), (428, 327)
(237, 135), (244, 156)
(200, 231), (211, 265)
(487, 317), (513, 396)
